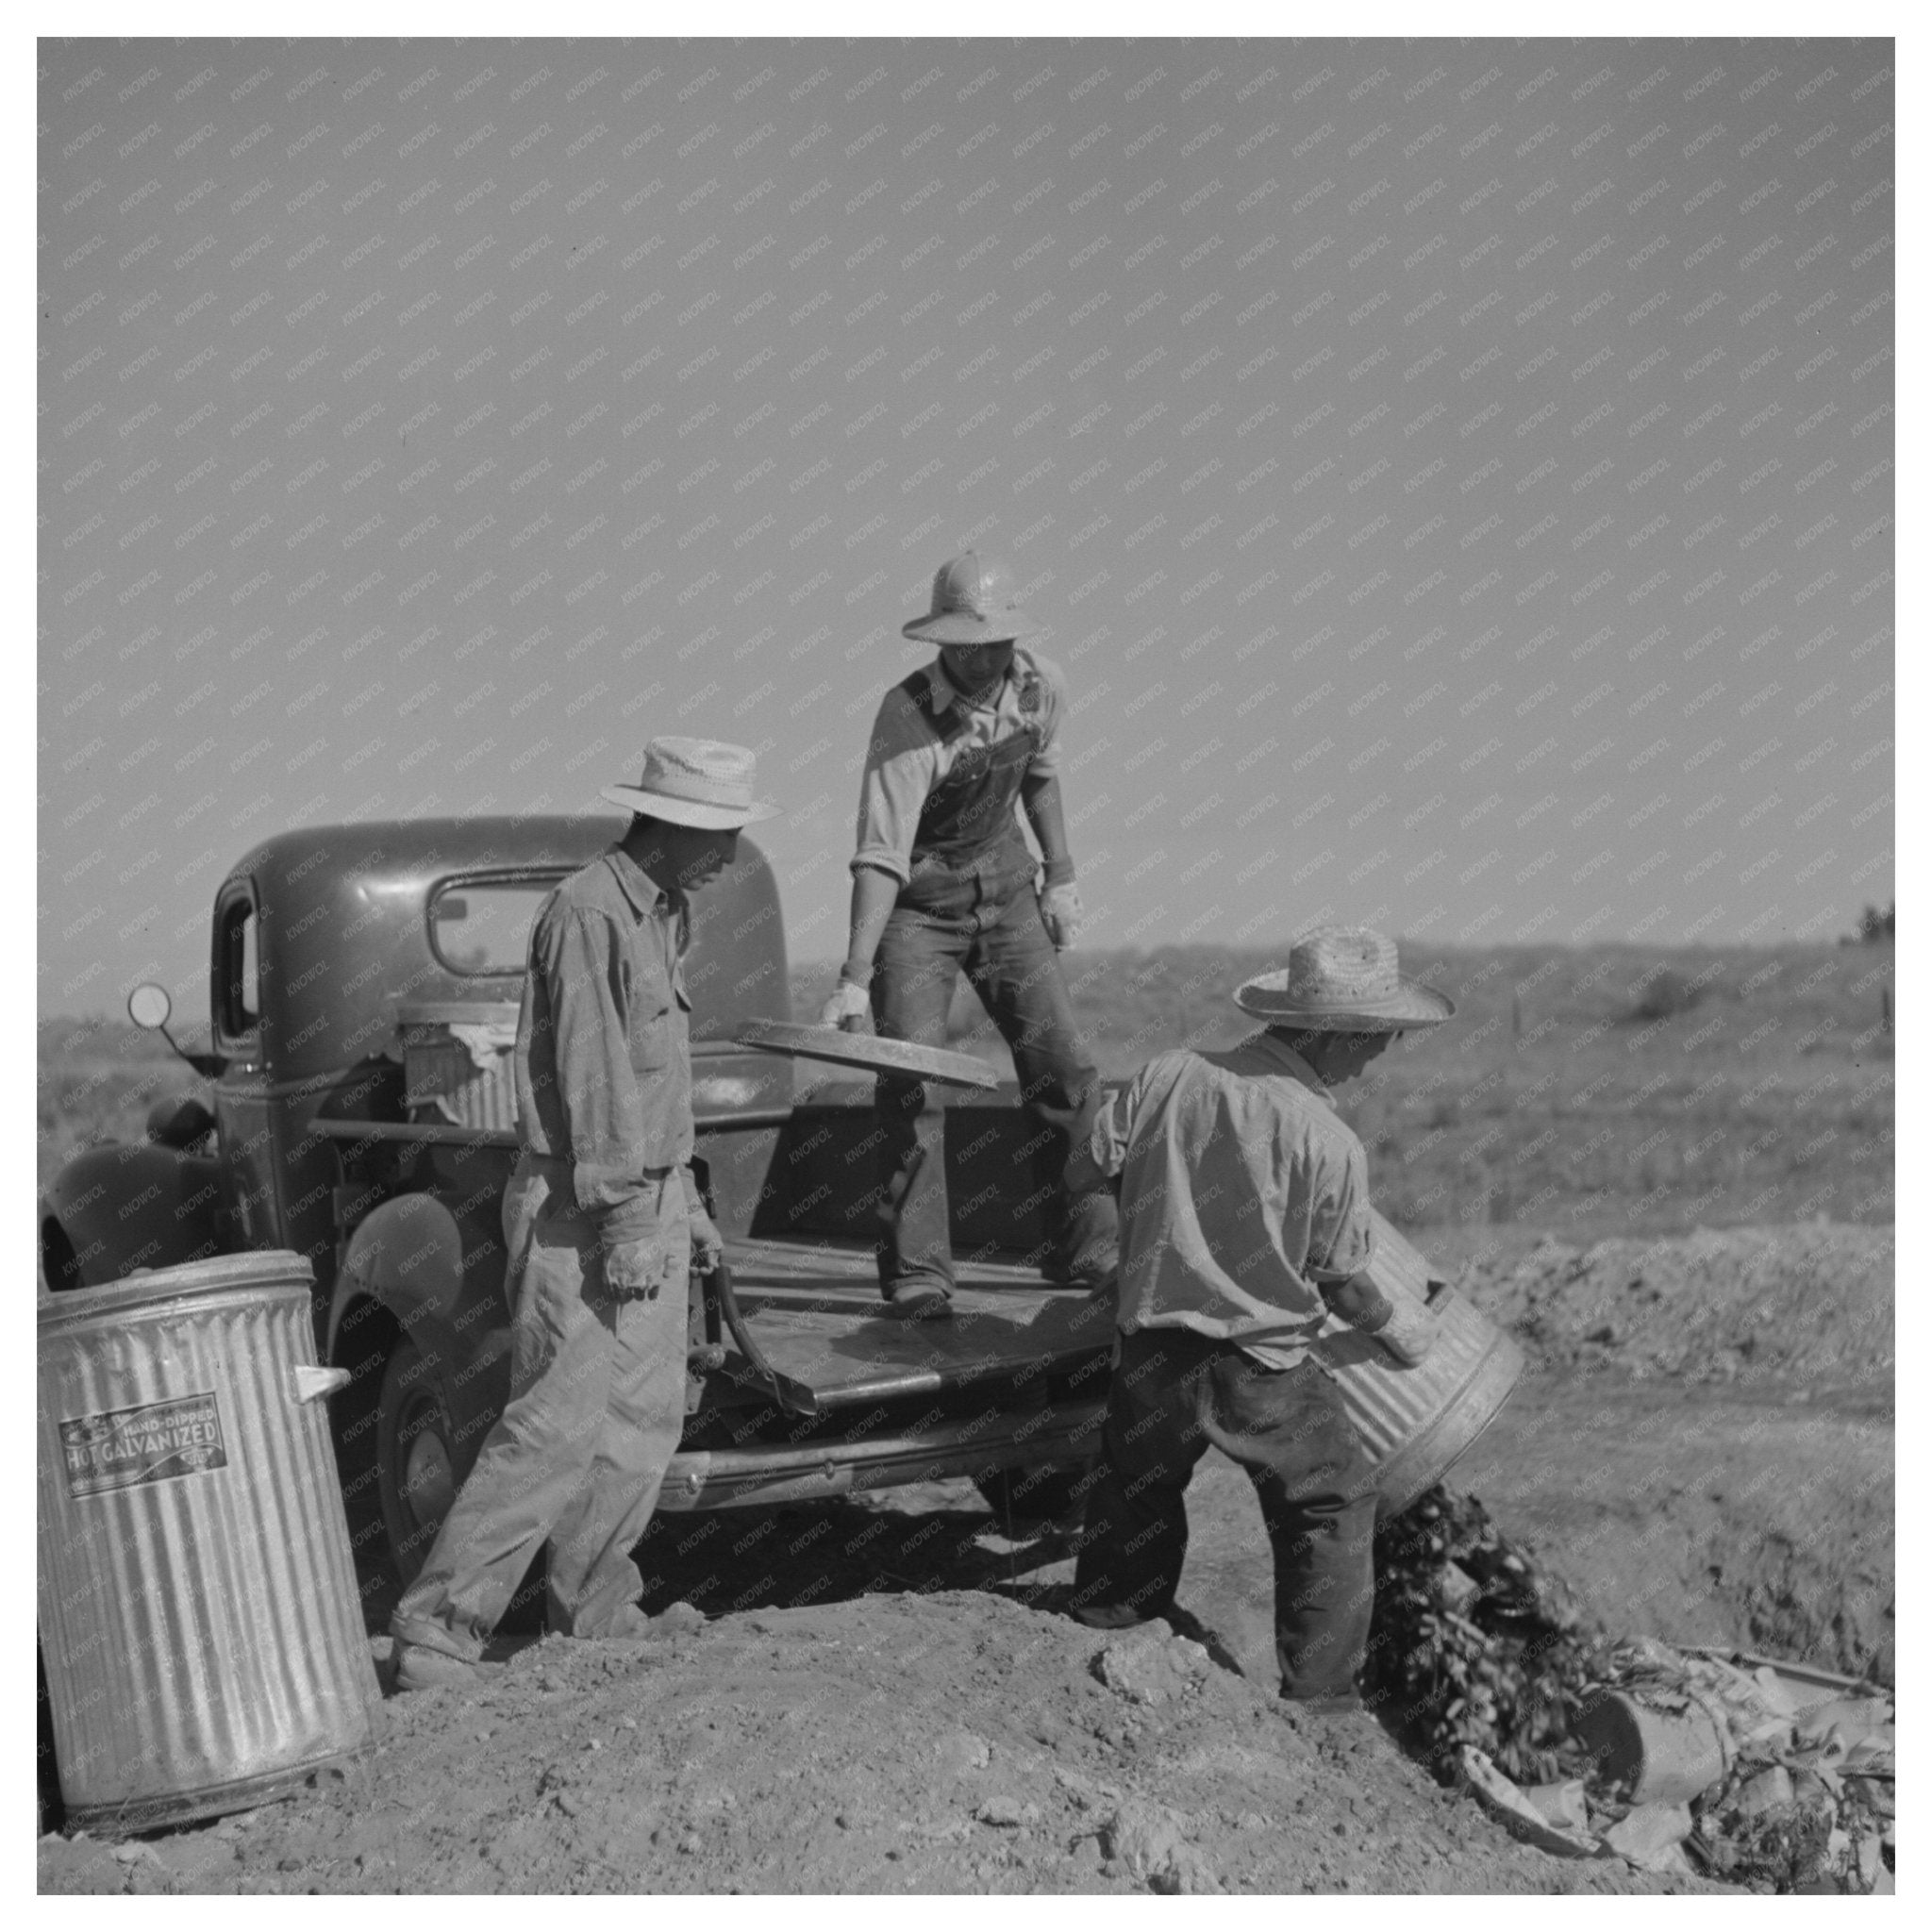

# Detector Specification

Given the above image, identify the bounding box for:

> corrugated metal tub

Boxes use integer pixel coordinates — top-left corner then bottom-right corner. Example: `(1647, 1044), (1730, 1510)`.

(1310, 1210), (1525, 1517)
(37, 1253), (380, 1832)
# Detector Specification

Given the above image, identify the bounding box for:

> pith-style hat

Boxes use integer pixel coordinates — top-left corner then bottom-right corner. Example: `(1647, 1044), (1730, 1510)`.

(901, 550), (1040, 644)
(1235, 926), (1454, 1030)
(601, 736), (779, 829)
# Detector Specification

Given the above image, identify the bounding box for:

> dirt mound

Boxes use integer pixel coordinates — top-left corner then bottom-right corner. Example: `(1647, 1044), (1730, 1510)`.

(1453, 1223), (1892, 1391)
(39, 1593), (1717, 1896)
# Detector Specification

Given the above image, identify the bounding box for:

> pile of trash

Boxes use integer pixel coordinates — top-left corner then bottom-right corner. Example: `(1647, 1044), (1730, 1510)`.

(1366, 1488), (1614, 1786)
(1366, 1489), (1895, 1893)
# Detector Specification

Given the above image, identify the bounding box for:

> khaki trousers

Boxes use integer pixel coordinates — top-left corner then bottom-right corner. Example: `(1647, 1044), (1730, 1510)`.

(391, 1156), (690, 1658)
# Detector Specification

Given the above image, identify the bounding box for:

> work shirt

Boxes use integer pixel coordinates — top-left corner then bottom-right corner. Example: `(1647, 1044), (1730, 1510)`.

(851, 648), (1067, 885)
(1074, 1031), (1375, 1370)
(512, 845), (697, 1242)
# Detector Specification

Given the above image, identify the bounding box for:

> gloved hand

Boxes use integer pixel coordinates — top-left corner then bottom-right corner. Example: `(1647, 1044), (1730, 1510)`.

(1039, 880), (1084, 951)
(604, 1231), (672, 1303)
(1319, 1272), (1441, 1368)
(818, 978), (872, 1031)
(1373, 1295), (1441, 1368)
(688, 1199), (724, 1271)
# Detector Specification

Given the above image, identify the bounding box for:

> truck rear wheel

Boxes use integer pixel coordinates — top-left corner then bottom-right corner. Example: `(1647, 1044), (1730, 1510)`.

(376, 1337), (460, 1594)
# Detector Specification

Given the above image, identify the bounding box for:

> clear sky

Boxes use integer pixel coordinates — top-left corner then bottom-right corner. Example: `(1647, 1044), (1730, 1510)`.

(38, 37), (1893, 1014)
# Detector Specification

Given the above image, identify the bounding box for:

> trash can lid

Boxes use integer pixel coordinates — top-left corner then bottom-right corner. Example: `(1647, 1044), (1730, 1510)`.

(395, 1000), (523, 1027)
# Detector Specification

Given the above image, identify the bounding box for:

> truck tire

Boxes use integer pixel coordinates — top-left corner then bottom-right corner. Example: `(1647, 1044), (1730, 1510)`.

(974, 1463), (1088, 1526)
(375, 1336), (460, 1596)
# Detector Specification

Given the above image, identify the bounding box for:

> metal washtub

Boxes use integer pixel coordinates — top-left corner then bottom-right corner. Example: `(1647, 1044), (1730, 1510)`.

(37, 1253), (380, 1831)
(1310, 1210), (1525, 1517)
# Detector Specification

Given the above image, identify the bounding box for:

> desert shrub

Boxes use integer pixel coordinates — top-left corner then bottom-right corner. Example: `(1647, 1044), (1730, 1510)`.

(1625, 967), (1701, 1023)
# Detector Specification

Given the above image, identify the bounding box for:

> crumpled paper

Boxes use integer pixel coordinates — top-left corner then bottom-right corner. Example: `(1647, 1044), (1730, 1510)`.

(448, 1019), (519, 1070)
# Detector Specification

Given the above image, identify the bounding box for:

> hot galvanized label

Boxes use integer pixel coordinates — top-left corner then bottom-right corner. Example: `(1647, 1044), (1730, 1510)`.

(58, 1391), (228, 1499)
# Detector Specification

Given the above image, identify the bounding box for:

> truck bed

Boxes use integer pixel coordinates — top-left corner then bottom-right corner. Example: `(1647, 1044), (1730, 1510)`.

(722, 1236), (1115, 1414)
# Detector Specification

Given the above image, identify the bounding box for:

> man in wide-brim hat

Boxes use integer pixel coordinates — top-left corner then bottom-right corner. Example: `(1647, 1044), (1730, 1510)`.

(391, 738), (776, 1690)
(1063, 926), (1454, 1712)
(819, 550), (1117, 1317)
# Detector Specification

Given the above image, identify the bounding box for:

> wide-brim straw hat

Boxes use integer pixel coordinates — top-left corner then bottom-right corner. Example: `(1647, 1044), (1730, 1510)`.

(901, 550), (1040, 644)
(1235, 925), (1454, 1030)
(600, 736), (779, 829)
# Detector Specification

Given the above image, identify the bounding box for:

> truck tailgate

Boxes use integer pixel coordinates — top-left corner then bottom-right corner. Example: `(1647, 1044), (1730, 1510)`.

(721, 1237), (1114, 1413)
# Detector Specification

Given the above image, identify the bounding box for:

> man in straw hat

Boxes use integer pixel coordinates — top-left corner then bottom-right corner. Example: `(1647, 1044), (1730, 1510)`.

(819, 550), (1117, 1318)
(391, 738), (777, 1690)
(1063, 926), (1453, 1712)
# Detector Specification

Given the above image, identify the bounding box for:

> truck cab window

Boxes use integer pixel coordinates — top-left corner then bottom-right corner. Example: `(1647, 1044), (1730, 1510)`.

(215, 889), (260, 1043)
(428, 879), (552, 976)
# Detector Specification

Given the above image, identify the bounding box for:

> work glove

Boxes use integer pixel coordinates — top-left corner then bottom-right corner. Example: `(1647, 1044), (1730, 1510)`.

(604, 1230), (675, 1303)
(1039, 880), (1084, 951)
(1373, 1294), (1441, 1368)
(688, 1199), (724, 1271)
(818, 978), (873, 1032)
(1320, 1273), (1441, 1368)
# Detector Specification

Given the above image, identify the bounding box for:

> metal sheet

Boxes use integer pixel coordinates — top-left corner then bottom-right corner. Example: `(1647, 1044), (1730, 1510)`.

(718, 1254), (1114, 1412)
(734, 1019), (1001, 1090)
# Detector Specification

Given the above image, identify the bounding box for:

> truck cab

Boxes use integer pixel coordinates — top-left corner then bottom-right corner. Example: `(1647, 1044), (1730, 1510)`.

(42, 818), (1111, 1620)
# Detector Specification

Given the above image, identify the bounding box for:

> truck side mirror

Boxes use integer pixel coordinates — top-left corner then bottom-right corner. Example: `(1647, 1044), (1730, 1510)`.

(128, 983), (172, 1030)
(127, 981), (227, 1080)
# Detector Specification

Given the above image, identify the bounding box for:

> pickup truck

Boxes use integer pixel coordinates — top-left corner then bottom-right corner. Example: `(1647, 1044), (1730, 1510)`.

(40, 817), (1114, 1620)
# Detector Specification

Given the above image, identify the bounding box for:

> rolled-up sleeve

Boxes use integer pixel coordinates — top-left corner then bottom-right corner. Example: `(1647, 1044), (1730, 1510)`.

(1022, 650), (1069, 780)
(1303, 1139), (1374, 1283)
(1066, 1074), (1139, 1196)
(851, 688), (938, 882)
(538, 905), (658, 1241)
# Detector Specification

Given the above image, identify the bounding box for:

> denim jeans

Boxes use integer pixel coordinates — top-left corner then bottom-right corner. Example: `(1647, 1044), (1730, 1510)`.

(1071, 1326), (1378, 1703)
(869, 874), (1117, 1297)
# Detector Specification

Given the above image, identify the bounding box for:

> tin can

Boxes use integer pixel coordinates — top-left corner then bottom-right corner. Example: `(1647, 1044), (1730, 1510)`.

(38, 1253), (380, 1832)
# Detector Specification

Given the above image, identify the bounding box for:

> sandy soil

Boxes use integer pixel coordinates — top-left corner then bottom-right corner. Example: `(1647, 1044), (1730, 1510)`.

(39, 1220), (1890, 1894)
(43, 1593), (1719, 1897)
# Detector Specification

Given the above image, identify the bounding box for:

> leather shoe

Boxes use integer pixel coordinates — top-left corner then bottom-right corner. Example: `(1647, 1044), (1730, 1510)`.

(392, 1641), (496, 1693)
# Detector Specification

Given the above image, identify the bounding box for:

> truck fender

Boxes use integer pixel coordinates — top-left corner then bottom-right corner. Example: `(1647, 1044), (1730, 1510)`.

(328, 1193), (512, 1474)
(42, 1142), (228, 1289)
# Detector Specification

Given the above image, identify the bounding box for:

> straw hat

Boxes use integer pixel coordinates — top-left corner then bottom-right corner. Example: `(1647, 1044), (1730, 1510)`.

(600, 737), (778, 829)
(901, 550), (1039, 644)
(1235, 926), (1454, 1030)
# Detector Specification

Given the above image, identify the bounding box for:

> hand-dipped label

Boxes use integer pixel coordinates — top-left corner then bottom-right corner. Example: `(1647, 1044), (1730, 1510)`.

(59, 1391), (228, 1498)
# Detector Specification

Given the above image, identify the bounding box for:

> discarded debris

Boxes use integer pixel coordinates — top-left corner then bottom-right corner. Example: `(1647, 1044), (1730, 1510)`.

(1370, 1487), (1895, 1893)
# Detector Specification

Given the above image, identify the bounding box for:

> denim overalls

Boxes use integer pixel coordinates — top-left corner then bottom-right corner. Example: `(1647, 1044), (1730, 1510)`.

(868, 662), (1118, 1299)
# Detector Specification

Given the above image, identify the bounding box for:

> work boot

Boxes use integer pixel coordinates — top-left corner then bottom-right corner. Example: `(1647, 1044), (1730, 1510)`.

(574, 1600), (706, 1642)
(1286, 1690), (1366, 1718)
(888, 1282), (953, 1321)
(596, 1603), (657, 1641)
(392, 1641), (496, 1693)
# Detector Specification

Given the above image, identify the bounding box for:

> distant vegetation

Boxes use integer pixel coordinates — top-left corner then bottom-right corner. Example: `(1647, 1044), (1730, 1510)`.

(41, 940), (1893, 1247)
(793, 941), (1894, 1241)
(1848, 900), (1895, 945)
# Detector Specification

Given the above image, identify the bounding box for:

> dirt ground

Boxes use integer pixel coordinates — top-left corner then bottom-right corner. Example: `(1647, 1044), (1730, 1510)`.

(39, 1219), (1891, 1894)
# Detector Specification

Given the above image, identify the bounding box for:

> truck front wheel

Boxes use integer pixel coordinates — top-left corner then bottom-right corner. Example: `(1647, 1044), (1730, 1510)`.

(974, 1463), (1090, 1526)
(376, 1337), (460, 1593)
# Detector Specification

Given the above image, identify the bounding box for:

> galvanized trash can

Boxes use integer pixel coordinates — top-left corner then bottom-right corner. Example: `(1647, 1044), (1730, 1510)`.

(395, 998), (520, 1131)
(37, 1252), (381, 1832)
(1311, 1210), (1525, 1517)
